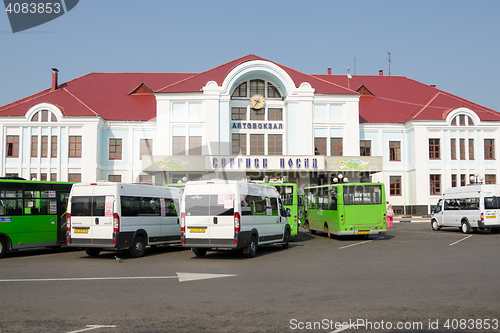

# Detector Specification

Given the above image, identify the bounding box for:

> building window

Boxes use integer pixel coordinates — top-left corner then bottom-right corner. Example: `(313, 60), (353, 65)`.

(68, 173), (81, 182)
(41, 173), (47, 181)
(468, 139), (474, 160)
(232, 134), (246, 155)
(485, 174), (496, 184)
(460, 139), (465, 160)
(430, 174), (441, 195)
(450, 139), (456, 160)
(6, 135), (19, 157)
(360, 140), (371, 156)
(172, 136), (186, 155)
(231, 107), (246, 120)
(139, 174), (153, 183)
(189, 136), (202, 155)
(69, 136), (82, 158)
(41, 136), (48, 158)
(250, 108), (265, 120)
(267, 83), (281, 98)
(330, 138), (343, 156)
(451, 115), (474, 126)
(268, 134), (283, 155)
(108, 175), (121, 182)
(250, 134), (264, 155)
(50, 173), (57, 181)
(314, 137), (327, 155)
(485, 139), (495, 160)
(31, 110), (57, 122)
(30, 173), (37, 181)
(140, 139), (152, 159)
(250, 79), (265, 97)
(451, 174), (457, 187)
(389, 141), (401, 161)
(460, 174), (466, 187)
(109, 138), (122, 160)
(390, 176), (402, 196)
(429, 138), (440, 159)
(268, 108), (283, 121)
(31, 136), (38, 157)
(232, 82), (247, 97)
(5, 173), (18, 178)
(51, 137), (57, 158)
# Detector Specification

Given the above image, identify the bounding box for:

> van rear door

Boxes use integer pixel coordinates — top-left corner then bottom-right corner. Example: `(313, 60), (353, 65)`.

(70, 185), (114, 244)
(184, 183), (235, 245)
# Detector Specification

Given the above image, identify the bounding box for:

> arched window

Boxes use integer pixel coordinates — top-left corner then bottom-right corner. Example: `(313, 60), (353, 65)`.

(451, 115), (473, 126)
(31, 110), (57, 122)
(231, 79), (282, 99)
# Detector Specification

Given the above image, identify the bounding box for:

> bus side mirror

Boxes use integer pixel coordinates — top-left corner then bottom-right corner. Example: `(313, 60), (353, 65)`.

(285, 208), (291, 217)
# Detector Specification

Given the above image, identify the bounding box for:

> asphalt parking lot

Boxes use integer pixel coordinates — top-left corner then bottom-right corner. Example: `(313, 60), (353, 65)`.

(1, 222), (499, 333)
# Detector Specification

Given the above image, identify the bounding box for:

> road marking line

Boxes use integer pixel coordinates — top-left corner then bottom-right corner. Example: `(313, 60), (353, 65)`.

(0, 272), (237, 283)
(330, 324), (364, 333)
(339, 240), (373, 249)
(449, 235), (472, 246)
(66, 325), (116, 333)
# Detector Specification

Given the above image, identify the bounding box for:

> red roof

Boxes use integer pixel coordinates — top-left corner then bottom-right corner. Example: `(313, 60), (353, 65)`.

(0, 55), (498, 123)
(313, 74), (500, 123)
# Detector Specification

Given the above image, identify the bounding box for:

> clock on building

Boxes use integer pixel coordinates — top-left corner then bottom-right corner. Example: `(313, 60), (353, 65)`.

(250, 94), (265, 109)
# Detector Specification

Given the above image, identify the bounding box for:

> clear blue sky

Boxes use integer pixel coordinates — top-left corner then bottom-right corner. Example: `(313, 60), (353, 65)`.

(1, 0), (499, 111)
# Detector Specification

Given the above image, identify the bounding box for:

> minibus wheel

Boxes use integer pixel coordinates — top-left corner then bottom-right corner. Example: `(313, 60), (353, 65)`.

(244, 236), (257, 258)
(85, 248), (100, 257)
(129, 236), (146, 258)
(192, 247), (207, 257)
(461, 220), (471, 234)
(282, 229), (290, 249)
(431, 220), (441, 231)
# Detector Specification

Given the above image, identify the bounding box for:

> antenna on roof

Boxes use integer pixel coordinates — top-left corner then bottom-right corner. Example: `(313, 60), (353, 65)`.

(387, 52), (392, 76)
(347, 67), (352, 89)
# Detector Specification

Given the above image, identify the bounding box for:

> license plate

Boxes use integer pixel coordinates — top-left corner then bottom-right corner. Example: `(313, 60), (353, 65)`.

(74, 228), (88, 234)
(189, 228), (206, 233)
(358, 230), (369, 235)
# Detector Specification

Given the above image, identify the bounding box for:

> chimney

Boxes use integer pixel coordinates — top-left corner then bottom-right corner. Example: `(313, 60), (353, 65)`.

(430, 84), (436, 88)
(327, 68), (331, 75)
(379, 70), (384, 76)
(51, 68), (59, 91)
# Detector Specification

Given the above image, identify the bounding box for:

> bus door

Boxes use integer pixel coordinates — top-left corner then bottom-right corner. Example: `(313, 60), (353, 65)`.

(70, 188), (113, 243)
(184, 183), (234, 245)
(483, 196), (500, 227)
(57, 190), (71, 243)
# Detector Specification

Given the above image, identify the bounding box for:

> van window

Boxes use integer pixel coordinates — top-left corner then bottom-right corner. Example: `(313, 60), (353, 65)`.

(121, 196), (161, 216)
(71, 196), (106, 216)
(165, 198), (179, 217)
(185, 195), (234, 216)
(484, 197), (500, 210)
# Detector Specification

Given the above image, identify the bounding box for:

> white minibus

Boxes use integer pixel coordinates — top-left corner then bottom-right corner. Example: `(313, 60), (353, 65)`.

(181, 180), (291, 258)
(67, 182), (182, 257)
(431, 184), (500, 234)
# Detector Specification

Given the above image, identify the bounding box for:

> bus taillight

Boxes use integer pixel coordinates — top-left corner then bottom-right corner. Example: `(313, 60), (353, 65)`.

(66, 213), (71, 244)
(234, 212), (240, 232)
(113, 213), (120, 233)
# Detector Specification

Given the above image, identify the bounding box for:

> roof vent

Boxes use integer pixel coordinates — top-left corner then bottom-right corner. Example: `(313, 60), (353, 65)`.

(328, 68), (331, 75)
(51, 68), (59, 91)
(379, 70), (384, 76)
(430, 84), (436, 88)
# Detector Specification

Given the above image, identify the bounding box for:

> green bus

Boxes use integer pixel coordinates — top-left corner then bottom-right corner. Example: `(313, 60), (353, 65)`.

(304, 183), (386, 238)
(262, 182), (302, 236)
(0, 178), (73, 258)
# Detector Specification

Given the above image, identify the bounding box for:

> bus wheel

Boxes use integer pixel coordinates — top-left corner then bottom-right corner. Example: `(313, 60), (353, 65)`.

(129, 236), (146, 258)
(192, 247), (207, 257)
(461, 220), (471, 234)
(0, 237), (7, 258)
(282, 229), (290, 249)
(324, 224), (331, 238)
(244, 236), (257, 258)
(85, 248), (101, 257)
(307, 222), (316, 234)
(431, 220), (441, 231)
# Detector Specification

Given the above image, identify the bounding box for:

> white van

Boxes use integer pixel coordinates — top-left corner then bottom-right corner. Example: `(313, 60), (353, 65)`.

(67, 182), (182, 257)
(431, 184), (500, 234)
(181, 180), (291, 257)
